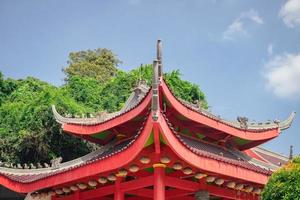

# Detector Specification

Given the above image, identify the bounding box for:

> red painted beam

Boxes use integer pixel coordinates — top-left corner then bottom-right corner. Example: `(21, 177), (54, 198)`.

(158, 112), (270, 185)
(168, 197), (194, 200)
(126, 188), (153, 198)
(165, 177), (199, 191)
(66, 176), (154, 200)
(164, 176), (259, 200)
(165, 189), (193, 199)
(127, 198), (152, 200)
(121, 176), (154, 192)
(211, 181), (258, 199)
(80, 185), (115, 200)
(55, 195), (74, 200)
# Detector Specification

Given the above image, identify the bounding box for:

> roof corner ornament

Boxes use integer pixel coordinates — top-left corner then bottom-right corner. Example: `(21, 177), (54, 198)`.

(50, 157), (62, 169)
(279, 111), (296, 130)
(152, 60), (159, 121)
(237, 116), (248, 129)
(157, 39), (163, 78)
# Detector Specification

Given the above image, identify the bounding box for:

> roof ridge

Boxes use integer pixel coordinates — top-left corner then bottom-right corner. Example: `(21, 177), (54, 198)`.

(254, 147), (289, 161)
(165, 79), (295, 132)
(52, 84), (150, 125)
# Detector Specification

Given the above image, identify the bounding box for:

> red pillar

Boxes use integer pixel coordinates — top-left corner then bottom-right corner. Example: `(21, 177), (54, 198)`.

(153, 163), (166, 200)
(114, 177), (124, 200)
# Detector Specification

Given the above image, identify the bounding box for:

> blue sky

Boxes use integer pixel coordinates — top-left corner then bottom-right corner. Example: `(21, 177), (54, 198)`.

(0, 0), (300, 156)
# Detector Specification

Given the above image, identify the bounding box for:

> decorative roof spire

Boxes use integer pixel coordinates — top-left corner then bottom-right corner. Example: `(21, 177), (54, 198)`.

(157, 39), (163, 77)
(289, 145), (293, 160)
(152, 59), (159, 121)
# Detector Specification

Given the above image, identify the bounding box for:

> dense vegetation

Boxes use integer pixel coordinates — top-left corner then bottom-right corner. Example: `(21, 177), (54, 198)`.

(0, 48), (207, 164)
(262, 156), (300, 200)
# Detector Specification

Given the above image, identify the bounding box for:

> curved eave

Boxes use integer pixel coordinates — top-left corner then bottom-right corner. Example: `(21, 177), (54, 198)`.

(0, 116), (153, 193)
(52, 84), (150, 126)
(53, 91), (152, 135)
(161, 80), (287, 142)
(158, 112), (270, 185)
(278, 111), (296, 131)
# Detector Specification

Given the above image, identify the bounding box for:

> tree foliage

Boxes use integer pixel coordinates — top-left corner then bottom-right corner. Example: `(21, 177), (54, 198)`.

(0, 48), (208, 164)
(0, 72), (18, 105)
(63, 48), (120, 83)
(262, 157), (300, 200)
(164, 70), (208, 109)
(0, 77), (94, 163)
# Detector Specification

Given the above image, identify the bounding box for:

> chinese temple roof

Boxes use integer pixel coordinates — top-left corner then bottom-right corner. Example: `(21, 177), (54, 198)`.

(50, 62), (295, 150)
(0, 40), (295, 199)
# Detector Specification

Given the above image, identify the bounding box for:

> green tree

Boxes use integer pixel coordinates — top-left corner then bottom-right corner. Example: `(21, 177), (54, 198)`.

(164, 70), (208, 109)
(63, 48), (120, 83)
(63, 75), (103, 111)
(0, 77), (94, 163)
(0, 72), (18, 105)
(262, 157), (300, 200)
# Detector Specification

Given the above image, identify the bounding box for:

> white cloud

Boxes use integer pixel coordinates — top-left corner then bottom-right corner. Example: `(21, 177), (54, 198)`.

(267, 44), (274, 56)
(223, 20), (246, 40)
(263, 53), (300, 99)
(223, 9), (263, 40)
(241, 9), (264, 24)
(279, 0), (300, 28)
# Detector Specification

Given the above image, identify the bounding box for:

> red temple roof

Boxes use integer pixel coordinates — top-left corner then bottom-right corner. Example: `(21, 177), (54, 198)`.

(0, 40), (295, 200)
(51, 66), (295, 150)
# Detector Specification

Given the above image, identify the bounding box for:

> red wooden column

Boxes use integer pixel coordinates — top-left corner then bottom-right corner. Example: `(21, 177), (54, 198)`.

(114, 177), (124, 200)
(153, 163), (166, 200)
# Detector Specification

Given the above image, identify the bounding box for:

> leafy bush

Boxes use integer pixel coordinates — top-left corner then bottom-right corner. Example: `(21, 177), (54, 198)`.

(262, 156), (300, 200)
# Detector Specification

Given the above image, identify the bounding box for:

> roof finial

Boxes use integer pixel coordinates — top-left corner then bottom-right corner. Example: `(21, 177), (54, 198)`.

(139, 63), (143, 83)
(289, 145), (293, 160)
(157, 39), (163, 77)
(152, 60), (159, 121)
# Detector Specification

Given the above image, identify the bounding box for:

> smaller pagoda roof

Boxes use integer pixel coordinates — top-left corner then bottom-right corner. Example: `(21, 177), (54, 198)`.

(52, 82), (150, 126)
(246, 147), (289, 168)
(0, 139), (132, 183)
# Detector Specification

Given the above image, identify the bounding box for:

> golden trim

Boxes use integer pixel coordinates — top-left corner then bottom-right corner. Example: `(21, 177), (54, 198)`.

(117, 134), (127, 139)
(116, 173), (126, 177)
(153, 163), (166, 168)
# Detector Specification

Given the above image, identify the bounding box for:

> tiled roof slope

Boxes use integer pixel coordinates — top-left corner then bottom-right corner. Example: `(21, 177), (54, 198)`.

(0, 139), (132, 183)
(163, 113), (273, 175)
(175, 92), (295, 132)
(52, 82), (150, 125)
(251, 147), (289, 167)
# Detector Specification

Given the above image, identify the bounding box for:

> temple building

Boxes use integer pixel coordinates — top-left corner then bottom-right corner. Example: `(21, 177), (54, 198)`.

(0, 40), (295, 200)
